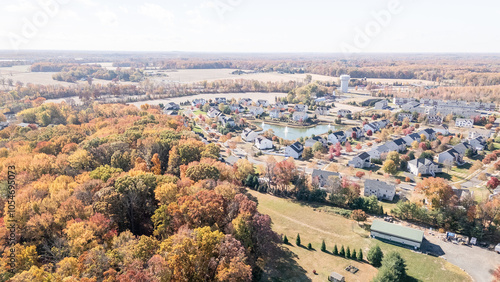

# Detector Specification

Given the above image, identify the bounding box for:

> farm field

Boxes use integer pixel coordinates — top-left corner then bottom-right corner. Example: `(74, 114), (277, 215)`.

(247, 190), (472, 282)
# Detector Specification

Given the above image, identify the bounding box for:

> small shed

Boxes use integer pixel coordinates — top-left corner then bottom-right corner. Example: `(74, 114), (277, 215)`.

(328, 272), (345, 282)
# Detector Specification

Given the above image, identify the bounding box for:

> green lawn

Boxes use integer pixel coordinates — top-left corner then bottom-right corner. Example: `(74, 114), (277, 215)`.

(248, 190), (472, 282)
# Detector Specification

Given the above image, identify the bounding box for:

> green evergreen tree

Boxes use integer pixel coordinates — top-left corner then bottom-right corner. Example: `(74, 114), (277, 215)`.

(367, 245), (384, 267)
(339, 245), (345, 257)
(346, 246), (351, 258)
(296, 234), (301, 246)
(358, 249), (363, 261)
(321, 240), (326, 252)
(352, 249), (357, 260)
(333, 244), (338, 255)
(283, 235), (289, 244)
(307, 243), (312, 250)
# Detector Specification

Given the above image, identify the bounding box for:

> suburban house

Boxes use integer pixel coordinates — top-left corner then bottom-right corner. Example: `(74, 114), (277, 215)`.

(292, 111), (309, 122)
(401, 101), (420, 111)
(370, 220), (424, 249)
(403, 133), (421, 146)
(207, 108), (222, 118)
(434, 124), (449, 136)
(393, 97), (417, 106)
(374, 99), (389, 110)
(257, 99), (269, 107)
(219, 115), (235, 127)
(398, 113), (413, 122)
(305, 136), (327, 148)
(417, 128), (436, 141)
(363, 123), (378, 133)
(191, 98), (206, 106)
(328, 131), (346, 144)
(254, 136), (273, 150)
(229, 103), (243, 112)
(427, 114), (443, 125)
(215, 97), (227, 104)
(348, 152), (372, 168)
(346, 127), (364, 139)
(241, 128), (259, 142)
(269, 109), (281, 119)
(294, 104), (307, 112)
(164, 102), (180, 110)
(437, 148), (463, 165)
(239, 98), (252, 106)
(385, 138), (406, 153)
(455, 118), (474, 128)
(337, 109), (351, 117)
(468, 128), (493, 139)
(315, 107), (328, 116)
(453, 142), (474, 156)
(368, 144), (390, 160)
(408, 158), (440, 176)
(248, 106), (264, 116)
(285, 142), (304, 159)
(311, 169), (341, 189)
(469, 136), (486, 151)
(364, 179), (396, 201)
(274, 102), (286, 110)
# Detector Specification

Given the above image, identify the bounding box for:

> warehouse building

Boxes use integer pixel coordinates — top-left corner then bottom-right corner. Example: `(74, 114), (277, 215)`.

(370, 220), (424, 249)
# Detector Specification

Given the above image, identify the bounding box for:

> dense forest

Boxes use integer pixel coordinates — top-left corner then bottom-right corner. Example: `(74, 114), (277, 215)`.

(0, 103), (280, 281)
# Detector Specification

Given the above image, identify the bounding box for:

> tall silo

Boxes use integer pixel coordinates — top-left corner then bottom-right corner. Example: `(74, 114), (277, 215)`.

(340, 74), (350, 93)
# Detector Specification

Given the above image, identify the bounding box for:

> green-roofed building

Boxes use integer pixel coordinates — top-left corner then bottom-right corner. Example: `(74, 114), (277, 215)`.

(370, 220), (424, 249)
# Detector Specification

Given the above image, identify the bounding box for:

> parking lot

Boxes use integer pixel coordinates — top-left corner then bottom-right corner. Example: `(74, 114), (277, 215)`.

(424, 232), (500, 282)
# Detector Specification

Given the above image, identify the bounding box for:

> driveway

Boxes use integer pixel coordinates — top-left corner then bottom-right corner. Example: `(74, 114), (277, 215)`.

(424, 233), (500, 282)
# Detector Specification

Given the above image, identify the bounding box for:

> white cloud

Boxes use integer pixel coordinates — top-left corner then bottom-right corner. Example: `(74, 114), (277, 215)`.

(95, 9), (118, 26)
(139, 3), (174, 26)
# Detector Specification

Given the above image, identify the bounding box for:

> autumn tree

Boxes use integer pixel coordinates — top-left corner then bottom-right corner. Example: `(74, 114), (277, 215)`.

(415, 177), (456, 210)
(382, 159), (398, 175)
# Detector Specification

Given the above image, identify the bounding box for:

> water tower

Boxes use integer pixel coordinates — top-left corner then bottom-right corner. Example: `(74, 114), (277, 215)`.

(340, 74), (350, 93)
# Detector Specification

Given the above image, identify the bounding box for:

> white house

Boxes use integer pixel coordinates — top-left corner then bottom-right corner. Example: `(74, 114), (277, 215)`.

(257, 99), (269, 107)
(364, 179), (396, 201)
(417, 128), (436, 141)
(241, 128), (259, 142)
(294, 104), (307, 112)
(408, 158), (440, 176)
(254, 136), (273, 150)
(248, 106), (264, 116)
(337, 109), (351, 117)
(215, 97), (227, 104)
(269, 109), (281, 119)
(219, 115), (235, 127)
(346, 127), (364, 139)
(434, 124), (449, 136)
(207, 108), (222, 118)
(374, 100), (388, 110)
(305, 136), (327, 148)
(312, 169), (341, 189)
(315, 107), (328, 116)
(292, 111), (309, 122)
(398, 113), (413, 122)
(285, 142), (304, 159)
(191, 98), (206, 106)
(328, 131), (346, 144)
(229, 103), (243, 112)
(368, 144), (390, 160)
(348, 152), (372, 168)
(468, 129), (493, 139)
(164, 102), (180, 110)
(455, 118), (474, 128)
(403, 133), (421, 146)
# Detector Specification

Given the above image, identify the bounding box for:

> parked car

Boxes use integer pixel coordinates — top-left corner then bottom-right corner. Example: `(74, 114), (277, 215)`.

(495, 243), (500, 253)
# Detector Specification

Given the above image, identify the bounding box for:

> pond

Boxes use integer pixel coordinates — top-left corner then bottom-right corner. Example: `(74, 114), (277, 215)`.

(253, 122), (345, 141)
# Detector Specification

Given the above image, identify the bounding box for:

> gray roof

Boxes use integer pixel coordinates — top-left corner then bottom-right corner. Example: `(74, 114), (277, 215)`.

(288, 142), (304, 153)
(225, 155), (240, 166)
(408, 158), (435, 168)
(393, 138), (405, 146)
(364, 179), (396, 193)
(358, 152), (370, 160)
(312, 169), (340, 180)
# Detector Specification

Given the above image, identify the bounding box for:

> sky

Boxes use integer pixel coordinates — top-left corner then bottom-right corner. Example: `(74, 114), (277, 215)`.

(0, 0), (499, 53)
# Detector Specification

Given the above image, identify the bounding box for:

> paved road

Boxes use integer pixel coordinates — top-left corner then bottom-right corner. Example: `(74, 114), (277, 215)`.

(424, 233), (500, 282)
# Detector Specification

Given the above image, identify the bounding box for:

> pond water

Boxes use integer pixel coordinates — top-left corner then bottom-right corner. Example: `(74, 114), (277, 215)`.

(254, 122), (345, 141)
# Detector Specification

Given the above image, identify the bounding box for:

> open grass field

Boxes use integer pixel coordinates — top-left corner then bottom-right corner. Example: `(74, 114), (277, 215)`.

(247, 190), (472, 282)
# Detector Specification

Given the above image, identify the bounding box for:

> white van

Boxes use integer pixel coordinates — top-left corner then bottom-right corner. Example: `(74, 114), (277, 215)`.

(495, 243), (500, 253)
